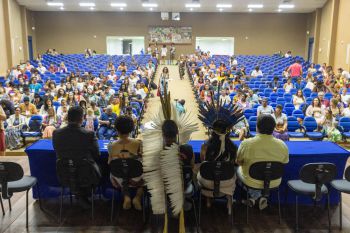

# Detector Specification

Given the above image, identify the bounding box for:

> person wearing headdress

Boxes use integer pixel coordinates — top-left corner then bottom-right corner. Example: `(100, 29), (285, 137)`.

(197, 91), (244, 208)
(143, 85), (198, 233)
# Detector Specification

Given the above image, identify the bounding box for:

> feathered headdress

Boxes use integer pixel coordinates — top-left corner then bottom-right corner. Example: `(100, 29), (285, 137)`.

(143, 84), (198, 233)
(198, 84), (244, 134)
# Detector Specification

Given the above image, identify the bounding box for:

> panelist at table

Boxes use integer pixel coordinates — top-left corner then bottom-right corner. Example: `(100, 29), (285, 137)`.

(52, 106), (102, 206)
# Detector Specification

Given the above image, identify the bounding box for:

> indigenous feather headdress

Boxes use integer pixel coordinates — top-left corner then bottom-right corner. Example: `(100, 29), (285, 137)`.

(198, 84), (244, 134)
(143, 84), (198, 233)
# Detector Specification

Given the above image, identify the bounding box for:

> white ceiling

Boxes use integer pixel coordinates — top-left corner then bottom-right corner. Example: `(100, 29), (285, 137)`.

(17, 0), (327, 13)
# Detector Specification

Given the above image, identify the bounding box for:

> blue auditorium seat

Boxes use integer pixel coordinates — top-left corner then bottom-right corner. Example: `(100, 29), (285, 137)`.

(338, 117), (350, 139)
(302, 117), (324, 140)
(287, 116), (304, 138)
(248, 116), (258, 137)
(292, 109), (305, 120)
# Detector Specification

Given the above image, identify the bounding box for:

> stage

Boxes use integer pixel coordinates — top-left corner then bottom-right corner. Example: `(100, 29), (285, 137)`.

(26, 139), (350, 205)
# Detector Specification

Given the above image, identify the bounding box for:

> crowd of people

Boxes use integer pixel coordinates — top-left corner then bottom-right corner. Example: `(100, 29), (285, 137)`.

(0, 53), (156, 153)
(187, 52), (350, 142)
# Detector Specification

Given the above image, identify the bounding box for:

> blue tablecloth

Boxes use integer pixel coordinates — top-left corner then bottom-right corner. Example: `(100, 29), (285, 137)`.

(26, 139), (350, 205)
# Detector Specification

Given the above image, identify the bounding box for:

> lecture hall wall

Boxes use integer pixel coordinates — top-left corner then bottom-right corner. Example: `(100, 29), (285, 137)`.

(31, 11), (310, 58)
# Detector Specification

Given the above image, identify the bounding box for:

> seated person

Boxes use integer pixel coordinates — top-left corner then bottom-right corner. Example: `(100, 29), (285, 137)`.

(108, 116), (143, 210)
(236, 115), (289, 210)
(6, 107), (27, 150)
(19, 96), (38, 118)
(232, 117), (249, 141)
(42, 107), (61, 138)
(257, 98), (274, 116)
(273, 105), (289, 141)
(98, 105), (117, 140)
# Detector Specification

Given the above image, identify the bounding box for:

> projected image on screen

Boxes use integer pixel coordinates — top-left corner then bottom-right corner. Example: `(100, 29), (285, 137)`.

(148, 26), (192, 44)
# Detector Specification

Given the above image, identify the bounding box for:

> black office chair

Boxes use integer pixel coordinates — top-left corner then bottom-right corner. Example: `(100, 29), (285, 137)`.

(56, 158), (101, 223)
(183, 165), (199, 232)
(330, 166), (350, 230)
(197, 161), (235, 225)
(287, 163), (337, 232)
(237, 161), (284, 224)
(109, 158), (145, 222)
(0, 161), (42, 228)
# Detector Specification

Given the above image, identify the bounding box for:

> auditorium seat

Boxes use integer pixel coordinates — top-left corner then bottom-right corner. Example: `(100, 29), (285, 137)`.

(292, 109), (305, 120)
(302, 117), (324, 140)
(338, 117), (350, 139)
(287, 116), (304, 138)
(248, 116), (257, 137)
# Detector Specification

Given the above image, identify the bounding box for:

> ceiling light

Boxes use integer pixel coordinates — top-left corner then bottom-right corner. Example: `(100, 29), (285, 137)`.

(79, 2), (96, 7)
(60, 6), (64, 10)
(111, 3), (127, 7)
(190, 8), (193, 11)
(150, 8), (153, 11)
(219, 8), (223, 12)
(185, 3), (201, 8)
(216, 4), (232, 8)
(142, 3), (158, 7)
(47, 2), (64, 7)
(277, 9), (282, 12)
(247, 4), (263, 8)
(120, 7), (124, 10)
(90, 7), (95, 10)
(279, 4), (295, 9)
(248, 8), (253, 12)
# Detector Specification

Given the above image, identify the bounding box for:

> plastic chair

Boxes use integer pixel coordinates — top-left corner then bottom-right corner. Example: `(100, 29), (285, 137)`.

(276, 97), (286, 107)
(324, 93), (333, 100)
(248, 116), (258, 137)
(283, 93), (292, 103)
(302, 117), (324, 140)
(284, 103), (295, 116)
(237, 161), (284, 224)
(330, 166), (350, 230)
(338, 117), (350, 139)
(277, 88), (285, 97)
(198, 161), (235, 225)
(292, 109), (305, 120)
(56, 158), (101, 223)
(287, 116), (304, 138)
(269, 93), (278, 103)
(243, 109), (255, 120)
(0, 162), (42, 227)
(302, 88), (311, 98)
(109, 159), (146, 222)
(287, 163), (337, 232)
(21, 115), (43, 146)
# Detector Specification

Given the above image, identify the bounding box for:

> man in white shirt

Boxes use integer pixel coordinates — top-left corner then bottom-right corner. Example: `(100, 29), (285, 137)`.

(257, 98), (274, 116)
(251, 66), (263, 78)
(284, 51), (292, 58)
(219, 90), (231, 106)
(338, 68), (350, 81)
(108, 70), (117, 81)
(37, 63), (47, 74)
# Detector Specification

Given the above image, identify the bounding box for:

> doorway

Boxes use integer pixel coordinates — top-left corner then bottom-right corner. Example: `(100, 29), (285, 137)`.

(195, 37), (234, 55)
(28, 36), (33, 61)
(307, 37), (314, 63)
(106, 36), (145, 55)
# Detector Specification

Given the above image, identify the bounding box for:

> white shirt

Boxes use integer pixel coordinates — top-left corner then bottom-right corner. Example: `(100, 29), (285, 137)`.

(38, 66), (47, 74)
(343, 108), (350, 117)
(219, 95), (231, 106)
(342, 71), (350, 80)
(284, 83), (294, 93)
(305, 81), (315, 90)
(342, 94), (350, 105)
(161, 47), (167, 57)
(285, 53), (292, 58)
(251, 70), (263, 77)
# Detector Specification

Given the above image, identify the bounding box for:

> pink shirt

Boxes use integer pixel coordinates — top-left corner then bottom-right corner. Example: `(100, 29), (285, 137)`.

(289, 63), (302, 77)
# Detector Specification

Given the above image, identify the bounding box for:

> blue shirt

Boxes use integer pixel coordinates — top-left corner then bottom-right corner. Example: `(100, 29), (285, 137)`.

(295, 82), (305, 90)
(29, 83), (42, 93)
(100, 112), (117, 128)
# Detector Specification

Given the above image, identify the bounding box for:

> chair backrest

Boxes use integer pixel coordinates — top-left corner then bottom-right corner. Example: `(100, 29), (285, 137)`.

(303, 116), (318, 131)
(249, 161), (284, 197)
(339, 117), (350, 132)
(292, 109), (305, 119)
(109, 158), (142, 193)
(28, 115), (43, 132)
(248, 116), (257, 132)
(0, 162), (24, 199)
(345, 166), (350, 182)
(56, 158), (101, 194)
(287, 116), (301, 132)
(299, 163), (337, 201)
(243, 109), (254, 120)
(302, 88), (311, 97)
(199, 161), (235, 197)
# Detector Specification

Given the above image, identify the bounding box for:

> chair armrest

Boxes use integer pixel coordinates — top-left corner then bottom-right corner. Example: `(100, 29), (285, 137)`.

(300, 125), (306, 136)
(337, 125), (345, 133)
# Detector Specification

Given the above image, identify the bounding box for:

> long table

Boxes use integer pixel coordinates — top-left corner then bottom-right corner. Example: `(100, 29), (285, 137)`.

(26, 139), (350, 205)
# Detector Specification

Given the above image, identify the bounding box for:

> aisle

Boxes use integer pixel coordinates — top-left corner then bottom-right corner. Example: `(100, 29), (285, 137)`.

(142, 64), (207, 140)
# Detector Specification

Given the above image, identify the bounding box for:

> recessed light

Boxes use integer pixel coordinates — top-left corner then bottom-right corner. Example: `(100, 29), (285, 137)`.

(279, 4), (295, 9)
(150, 8), (153, 11)
(277, 9), (282, 12)
(185, 3), (201, 8)
(111, 3), (127, 7)
(60, 6), (65, 10)
(219, 8), (223, 12)
(79, 2), (95, 7)
(47, 2), (64, 7)
(142, 3), (158, 7)
(216, 4), (232, 8)
(90, 7), (95, 10)
(190, 8), (193, 11)
(120, 7), (124, 10)
(248, 4), (263, 8)
(248, 8), (253, 12)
